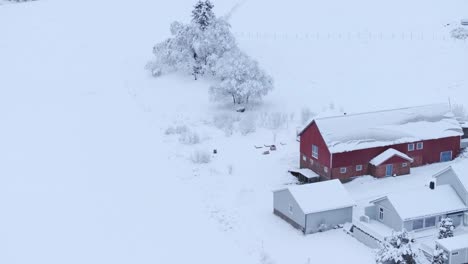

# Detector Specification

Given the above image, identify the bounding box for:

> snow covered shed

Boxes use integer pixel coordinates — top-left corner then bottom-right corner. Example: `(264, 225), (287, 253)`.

(299, 104), (463, 180)
(436, 233), (468, 264)
(273, 180), (355, 234)
(363, 185), (468, 232)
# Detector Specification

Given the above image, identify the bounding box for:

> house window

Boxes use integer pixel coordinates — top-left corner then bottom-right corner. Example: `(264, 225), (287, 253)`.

(356, 165), (363, 171)
(324, 166), (328, 173)
(408, 143), (415, 151)
(312, 145), (319, 159)
(340, 167), (347, 174)
(288, 204), (293, 214)
(416, 142), (424, 150)
(424, 217), (436, 228)
(402, 163), (408, 168)
(412, 219), (424, 230)
(452, 252), (459, 256)
(379, 208), (384, 220)
(310, 158), (314, 165)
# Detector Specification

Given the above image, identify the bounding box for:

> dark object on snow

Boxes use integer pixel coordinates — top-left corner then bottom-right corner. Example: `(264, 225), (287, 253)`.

(270, 145), (277, 151)
(429, 181), (435, 190)
(213, 149), (217, 154)
(462, 19), (468, 26)
(280, 142), (287, 146)
(236, 107), (246, 113)
(254, 145), (263, 149)
(262, 150), (270, 155)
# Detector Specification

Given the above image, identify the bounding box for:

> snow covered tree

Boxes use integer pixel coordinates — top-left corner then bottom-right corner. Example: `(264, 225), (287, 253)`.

(375, 230), (418, 264)
(438, 217), (455, 239)
(209, 48), (273, 105)
(432, 247), (447, 264)
(147, 1), (274, 106)
(451, 27), (468, 40)
(192, 0), (215, 31)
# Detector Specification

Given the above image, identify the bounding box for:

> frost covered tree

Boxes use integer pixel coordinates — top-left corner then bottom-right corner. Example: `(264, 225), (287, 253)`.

(438, 217), (455, 239)
(451, 27), (468, 40)
(209, 48), (273, 105)
(432, 247), (447, 264)
(192, 0), (215, 31)
(375, 230), (418, 264)
(147, 1), (273, 106)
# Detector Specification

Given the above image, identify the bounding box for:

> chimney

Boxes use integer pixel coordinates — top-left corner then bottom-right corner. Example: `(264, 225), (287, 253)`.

(429, 181), (435, 190)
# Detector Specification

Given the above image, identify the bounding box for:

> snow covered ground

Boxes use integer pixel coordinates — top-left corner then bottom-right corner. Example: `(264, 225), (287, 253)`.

(1, 0), (468, 263)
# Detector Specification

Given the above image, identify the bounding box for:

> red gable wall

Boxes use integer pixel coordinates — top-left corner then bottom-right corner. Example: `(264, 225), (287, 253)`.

(299, 121), (331, 179)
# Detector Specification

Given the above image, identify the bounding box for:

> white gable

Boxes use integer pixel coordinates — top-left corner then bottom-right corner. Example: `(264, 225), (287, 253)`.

(281, 180), (355, 214)
(308, 104), (462, 154)
(369, 148), (413, 166)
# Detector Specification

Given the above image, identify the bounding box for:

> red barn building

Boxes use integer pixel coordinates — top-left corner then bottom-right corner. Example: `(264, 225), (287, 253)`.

(299, 104), (463, 180)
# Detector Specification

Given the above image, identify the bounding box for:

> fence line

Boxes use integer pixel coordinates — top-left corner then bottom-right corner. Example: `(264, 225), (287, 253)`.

(233, 31), (468, 42)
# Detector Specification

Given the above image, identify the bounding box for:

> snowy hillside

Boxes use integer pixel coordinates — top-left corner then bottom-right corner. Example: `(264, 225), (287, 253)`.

(1, 0), (467, 263)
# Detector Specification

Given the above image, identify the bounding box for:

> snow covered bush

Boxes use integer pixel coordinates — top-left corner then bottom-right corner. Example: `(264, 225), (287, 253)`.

(212, 113), (239, 135)
(375, 230), (419, 264)
(451, 27), (468, 40)
(191, 149), (211, 164)
(238, 114), (257, 135)
(165, 125), (189, 135)
(432, 247), (447, 264)
(179, 131), (201, 145)
(147, 0), (273, 106)
(438, 217), (455, 239)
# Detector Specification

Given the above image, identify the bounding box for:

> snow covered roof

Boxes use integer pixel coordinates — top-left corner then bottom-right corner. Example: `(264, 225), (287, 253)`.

(300, 104), (463, 154)
(277, 180), (355, 214)
(436, 233), (468, 251)
(371, 185), (468, 221)
(288, 168), (319, 179)
(369, 148), (413, 166)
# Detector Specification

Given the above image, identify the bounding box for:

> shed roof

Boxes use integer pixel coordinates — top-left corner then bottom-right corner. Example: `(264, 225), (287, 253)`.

(371, 185), (468, 221)
(369, 148), (413, 166)
(288, 168), (320, 179)
(276, 180), (355, 214)
(437, 233), (468, 251)
(300, 104), (462, 154)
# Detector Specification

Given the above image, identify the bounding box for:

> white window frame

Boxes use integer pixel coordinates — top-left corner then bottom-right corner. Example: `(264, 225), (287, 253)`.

(302, 155), (306, 161)
(356, 165), (363, 171)
(310, 158), (314, 165)
(402, 163), (408, 167)
(416, 142), (424, 150)
(312, 145), (319, 159)
(288, 204), (293, 214)
(324, 166), (328, 173)
(408, 143), (415, 151)
(379, 208), (384, 221)
(424, 217), (436, 228)
(412, 218), (424, 230)
(340, 167), (347, 174)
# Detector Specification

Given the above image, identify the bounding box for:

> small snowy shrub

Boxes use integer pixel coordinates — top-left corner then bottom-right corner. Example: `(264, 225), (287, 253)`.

(179, 131), (201, 145)
(432, 247), (447, 264)
(451, 27), (468, 40)
(165, 125), (189, 135)
(213, 113), (239, 135)
(191, 150), (211, 164)
(438, 218), (455, 239)
(317, 223), (329, 232)
(238, 114), (257, 135)
(375, 230), (418, 264)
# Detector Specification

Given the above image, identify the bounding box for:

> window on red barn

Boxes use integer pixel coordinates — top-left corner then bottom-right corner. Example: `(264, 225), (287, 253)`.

(408, 143), (415, 151)
(416, 142), (424, 150)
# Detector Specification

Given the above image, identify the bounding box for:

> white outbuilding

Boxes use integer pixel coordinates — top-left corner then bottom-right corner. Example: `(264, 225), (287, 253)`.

(273, 180), (355, 234)
(436, 233), (468, 264)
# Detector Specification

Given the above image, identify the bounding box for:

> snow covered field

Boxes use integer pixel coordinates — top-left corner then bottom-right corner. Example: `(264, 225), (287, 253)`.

(1, 0), (468, 263)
